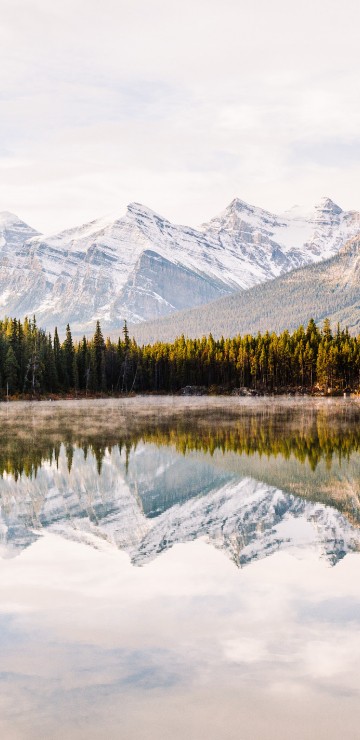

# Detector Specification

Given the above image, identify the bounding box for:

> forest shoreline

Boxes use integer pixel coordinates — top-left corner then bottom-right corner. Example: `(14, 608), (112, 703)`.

(0, 386), (357, 402)
(1, 316), (359, 398)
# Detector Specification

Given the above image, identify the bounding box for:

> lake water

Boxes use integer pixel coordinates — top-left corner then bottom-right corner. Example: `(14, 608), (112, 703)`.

(0, 397), (360, 739)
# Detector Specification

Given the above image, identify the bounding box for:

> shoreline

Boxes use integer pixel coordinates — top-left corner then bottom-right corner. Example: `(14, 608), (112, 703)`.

(0, 387), (358, 403)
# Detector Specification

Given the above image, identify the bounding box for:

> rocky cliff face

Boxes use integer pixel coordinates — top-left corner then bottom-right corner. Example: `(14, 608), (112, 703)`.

(131, 233), (360, 343)
(0, 197), (359, 333)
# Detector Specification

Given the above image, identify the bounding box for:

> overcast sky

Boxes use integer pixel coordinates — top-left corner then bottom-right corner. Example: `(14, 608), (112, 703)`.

(1, 0), (360, 232)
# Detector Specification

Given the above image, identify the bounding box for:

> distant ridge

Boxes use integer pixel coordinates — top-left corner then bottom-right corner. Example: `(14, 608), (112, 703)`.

(130, 234), (360, 343)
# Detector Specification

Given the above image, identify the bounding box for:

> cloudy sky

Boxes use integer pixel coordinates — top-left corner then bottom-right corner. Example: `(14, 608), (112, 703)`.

(1, 0), (359, 232)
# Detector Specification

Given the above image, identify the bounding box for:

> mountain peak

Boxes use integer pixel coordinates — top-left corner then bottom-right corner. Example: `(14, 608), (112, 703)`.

(224, 197), (274, 219)
(0, 212), (39, 247)
(0, 211), (24, 226)
(227, 197), (253, 212)
(0, 194), (359, 335)
(206, 197), (279, 232)
(314, 197), (342, 215)
(126, 202), (166, 221)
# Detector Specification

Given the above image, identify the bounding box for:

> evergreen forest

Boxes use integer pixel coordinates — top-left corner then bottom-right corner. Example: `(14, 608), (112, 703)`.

(0, 315), (359, 397)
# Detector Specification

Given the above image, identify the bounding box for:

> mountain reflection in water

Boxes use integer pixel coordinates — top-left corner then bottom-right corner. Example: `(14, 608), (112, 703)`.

(0, 398), (360, 566)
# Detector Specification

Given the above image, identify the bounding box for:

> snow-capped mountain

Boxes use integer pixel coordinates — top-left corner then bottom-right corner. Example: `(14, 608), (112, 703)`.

(132, 232), (360, 343)
(0, 211), (39, 252)
(0, 444), (359, 567)
(0, 211), (40, 312)
(0, 197), (359, 333)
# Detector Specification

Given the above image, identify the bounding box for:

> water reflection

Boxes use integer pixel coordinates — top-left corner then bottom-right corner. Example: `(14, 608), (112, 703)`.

(0, 399), (359, 566)
(0, 400), (360, 739)
(2, 403), (360, 480)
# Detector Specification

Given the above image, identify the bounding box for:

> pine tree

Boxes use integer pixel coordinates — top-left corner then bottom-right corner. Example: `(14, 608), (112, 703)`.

(4, 346), (19, 394)
(72, 352), (79, 392)
(43, 333), (58, 392)
(63, 324), (74, 389)
(23, 340), (43, 395)
(123, 320), (130, 351)
(91, 320), (105, 391)
(53, 327), (64, 386)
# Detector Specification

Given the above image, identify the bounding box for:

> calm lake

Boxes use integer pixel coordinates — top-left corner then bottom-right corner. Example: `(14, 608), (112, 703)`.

(0, 397), (360, 739)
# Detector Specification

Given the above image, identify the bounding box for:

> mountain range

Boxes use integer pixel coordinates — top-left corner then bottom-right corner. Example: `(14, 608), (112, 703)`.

(132, 234), (360, 343)
(1, 195), (359, 335)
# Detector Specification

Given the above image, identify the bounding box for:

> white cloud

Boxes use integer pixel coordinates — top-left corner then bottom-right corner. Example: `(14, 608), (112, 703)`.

(0, 0), (359, 231)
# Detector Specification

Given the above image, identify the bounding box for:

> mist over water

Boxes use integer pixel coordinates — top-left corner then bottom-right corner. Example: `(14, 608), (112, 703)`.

(0, 398), (360, 739)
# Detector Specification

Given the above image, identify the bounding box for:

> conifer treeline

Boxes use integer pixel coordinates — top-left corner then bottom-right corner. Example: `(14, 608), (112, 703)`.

(0, 315), (359, 395)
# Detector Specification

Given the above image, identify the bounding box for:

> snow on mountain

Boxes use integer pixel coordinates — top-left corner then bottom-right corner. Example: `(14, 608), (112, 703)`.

(0, 197), (359, 333)
(0, 211), (39, 252)
(295, 197), (360, 260)
(132, 233), (360, 343)
(0, 444), (359, 567)
(205, 196), (360, 262)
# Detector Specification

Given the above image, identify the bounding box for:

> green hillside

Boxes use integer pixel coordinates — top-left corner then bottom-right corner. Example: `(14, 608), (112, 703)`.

(130, 236), (360, 343)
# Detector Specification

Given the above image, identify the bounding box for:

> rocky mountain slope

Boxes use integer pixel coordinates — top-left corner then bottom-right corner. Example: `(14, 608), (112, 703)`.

(132, 234), (360, 342)
(0, 211), (39, 250)
(0, 197), (359, 333)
